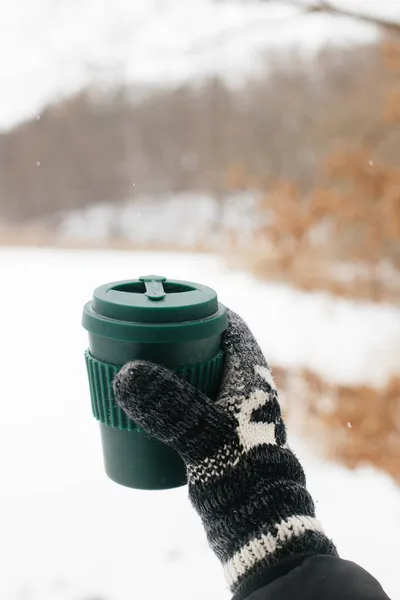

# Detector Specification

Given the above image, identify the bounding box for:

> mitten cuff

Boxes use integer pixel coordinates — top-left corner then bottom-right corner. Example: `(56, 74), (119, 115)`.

(223, 517), (337, 593)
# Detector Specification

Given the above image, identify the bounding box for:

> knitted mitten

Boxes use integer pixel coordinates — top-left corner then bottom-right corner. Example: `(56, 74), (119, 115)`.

(113, 310), (337, 597)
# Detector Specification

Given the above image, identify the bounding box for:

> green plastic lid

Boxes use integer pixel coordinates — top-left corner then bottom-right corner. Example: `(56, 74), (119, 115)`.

(82, 275), (228, 343)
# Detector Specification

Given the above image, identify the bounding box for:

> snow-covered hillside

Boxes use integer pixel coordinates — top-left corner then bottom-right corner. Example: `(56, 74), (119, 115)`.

(1, 0), (399, 129)
(0, 248), (399, 599)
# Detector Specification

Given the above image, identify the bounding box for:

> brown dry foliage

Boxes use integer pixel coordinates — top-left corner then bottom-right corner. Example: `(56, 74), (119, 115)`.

(238, 40), (400, 301)
(261, 149), (400, 266)
(382, 40), (400, 72)
(274, 366), (400, 484)
(383, 88), (400, 122)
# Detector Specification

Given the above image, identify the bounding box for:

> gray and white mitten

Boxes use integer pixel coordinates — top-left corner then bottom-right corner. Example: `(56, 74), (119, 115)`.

(113, 310), (337, 598)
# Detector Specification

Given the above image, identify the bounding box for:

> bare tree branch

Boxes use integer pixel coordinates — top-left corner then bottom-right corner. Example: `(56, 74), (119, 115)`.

(279, 1), (400, 35)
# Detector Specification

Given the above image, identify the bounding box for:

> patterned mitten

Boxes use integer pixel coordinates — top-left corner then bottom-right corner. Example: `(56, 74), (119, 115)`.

(113, 310), (337, 598)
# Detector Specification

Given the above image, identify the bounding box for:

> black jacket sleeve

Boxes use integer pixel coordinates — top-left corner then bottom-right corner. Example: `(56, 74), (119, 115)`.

(235, 555), (391, 600)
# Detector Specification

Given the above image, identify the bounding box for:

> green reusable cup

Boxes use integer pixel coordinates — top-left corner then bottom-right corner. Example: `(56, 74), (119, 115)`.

(82, 275), (228, 490)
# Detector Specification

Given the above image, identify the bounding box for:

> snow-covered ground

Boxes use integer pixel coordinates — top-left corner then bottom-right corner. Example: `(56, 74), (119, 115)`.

(1, 248), (399, 600)
(1, 0), (399, 130)
(57, 192), (259, 248)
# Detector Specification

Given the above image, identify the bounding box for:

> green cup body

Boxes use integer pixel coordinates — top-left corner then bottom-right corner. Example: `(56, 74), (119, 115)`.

(83, 275), (227, 491)
(87, 332), (223, 490)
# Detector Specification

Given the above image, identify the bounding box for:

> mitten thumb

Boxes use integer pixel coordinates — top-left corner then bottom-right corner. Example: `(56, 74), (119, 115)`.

(113, 360), (236, 463)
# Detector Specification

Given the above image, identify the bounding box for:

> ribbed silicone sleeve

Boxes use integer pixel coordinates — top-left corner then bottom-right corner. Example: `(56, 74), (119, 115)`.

(85, 349), (225, 431)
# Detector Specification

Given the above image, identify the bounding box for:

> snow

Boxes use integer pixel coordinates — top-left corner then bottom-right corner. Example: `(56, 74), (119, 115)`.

(57, 192), (258, 247)
(1, 0), (398, 129)
(0, 248), (399, 599)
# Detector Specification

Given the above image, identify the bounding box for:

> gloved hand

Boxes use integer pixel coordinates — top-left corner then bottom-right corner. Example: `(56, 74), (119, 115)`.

(113, 310), (337, 597)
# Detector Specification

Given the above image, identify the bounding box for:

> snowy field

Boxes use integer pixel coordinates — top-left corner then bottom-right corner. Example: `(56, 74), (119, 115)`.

(57, 192), (258, 248)
(1, 0), (399, 129)
(1, 247), (399, 600)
